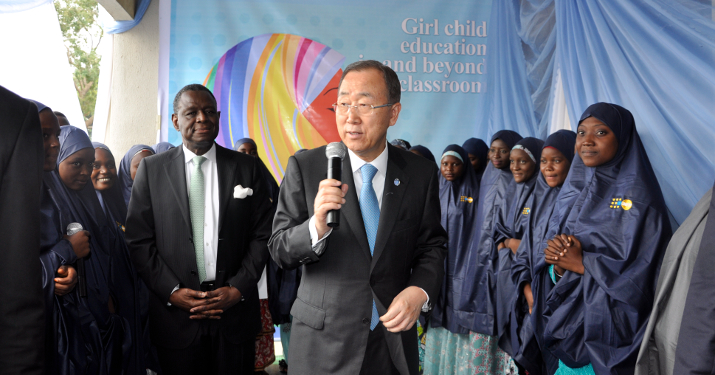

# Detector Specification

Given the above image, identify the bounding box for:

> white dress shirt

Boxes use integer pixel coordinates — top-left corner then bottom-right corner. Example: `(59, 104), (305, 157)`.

(308, 143), (430, 310)
(183, 144), (220, 282)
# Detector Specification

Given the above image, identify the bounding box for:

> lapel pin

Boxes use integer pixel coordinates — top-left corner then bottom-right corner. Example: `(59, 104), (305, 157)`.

(394, 178), (400, 186)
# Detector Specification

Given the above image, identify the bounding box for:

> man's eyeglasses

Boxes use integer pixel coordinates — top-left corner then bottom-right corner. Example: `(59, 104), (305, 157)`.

(332, 102), (394, 116)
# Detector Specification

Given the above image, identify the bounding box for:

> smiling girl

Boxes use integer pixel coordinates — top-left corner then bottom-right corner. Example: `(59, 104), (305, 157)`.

(493, 137), (544, 372)
(509, 130), (576, 375)
(540, 103), (672, 375)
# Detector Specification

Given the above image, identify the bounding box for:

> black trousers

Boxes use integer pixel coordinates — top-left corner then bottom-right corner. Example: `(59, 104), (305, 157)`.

(156, 319), (255, 375)
(359, 323), (401, 375)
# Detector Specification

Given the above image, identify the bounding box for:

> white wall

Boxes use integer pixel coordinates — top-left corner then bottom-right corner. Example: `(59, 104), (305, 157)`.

(98, 0), (161, 157)
(0, 2), (86, 132)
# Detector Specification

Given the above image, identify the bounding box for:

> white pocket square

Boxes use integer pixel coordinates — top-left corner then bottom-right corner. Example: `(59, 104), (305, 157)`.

(233, 185), (253, 199)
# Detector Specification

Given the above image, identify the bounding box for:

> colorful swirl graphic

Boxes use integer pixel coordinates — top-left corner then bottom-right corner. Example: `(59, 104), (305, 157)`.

(204, 33), (344, 183)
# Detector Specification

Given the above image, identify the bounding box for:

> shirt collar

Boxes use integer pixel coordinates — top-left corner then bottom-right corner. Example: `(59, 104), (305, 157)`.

(183, 142), (217, 165)
(348, 141), (389, 176)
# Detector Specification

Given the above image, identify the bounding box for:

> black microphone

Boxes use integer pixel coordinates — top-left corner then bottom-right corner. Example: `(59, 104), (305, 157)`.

(326, 142), (347, 227)
(67, 222), (87, 298)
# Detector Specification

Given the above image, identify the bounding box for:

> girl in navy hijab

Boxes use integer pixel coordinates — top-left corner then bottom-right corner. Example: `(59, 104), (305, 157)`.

(458, 130), (523, 373)
(118, 144), (155, 206)
(93, 142), (157, 374)
(35, 102), (88, 374)
(541, 103), (672, 375)
(423, 145), (481, 374)
(45, 125), (130, 374)
(462, 137), (490, 182)
(509, 130), (576, 375)
(493, 137), (544, 366)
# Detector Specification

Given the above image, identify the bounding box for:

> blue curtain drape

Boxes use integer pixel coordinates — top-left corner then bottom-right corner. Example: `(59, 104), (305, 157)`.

(104, 0), (151, 34)
(480, 0), (557, 141)
(484, 0), (715, 224)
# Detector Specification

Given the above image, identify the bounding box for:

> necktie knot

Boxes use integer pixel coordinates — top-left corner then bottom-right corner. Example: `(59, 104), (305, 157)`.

(360, 164), (378, 184)
(193, 155), (206, 169)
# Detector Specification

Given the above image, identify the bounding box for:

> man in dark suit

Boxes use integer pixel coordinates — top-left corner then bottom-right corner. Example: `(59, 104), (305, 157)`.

(126, 84), (274, 374)
(269, 61), (447, 374)
(0, 85), (45, 374)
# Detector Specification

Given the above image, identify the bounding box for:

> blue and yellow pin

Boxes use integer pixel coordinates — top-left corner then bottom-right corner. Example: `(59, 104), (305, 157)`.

(610, 198), (633, 211)
(522, 207), (531, 215)
(460, 196), (474, 203)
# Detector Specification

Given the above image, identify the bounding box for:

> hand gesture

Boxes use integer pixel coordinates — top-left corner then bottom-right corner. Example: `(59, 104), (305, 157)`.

(544, 234), (584, 275)
(168, 288), (216, 319)
(188, 286), (242, 320)
(313, 179), (348, 238)
(523, 282), (534, 314)
(380, 286), (426, 333)
(65, 230), (90, 258)
(54, 265), (78, 296)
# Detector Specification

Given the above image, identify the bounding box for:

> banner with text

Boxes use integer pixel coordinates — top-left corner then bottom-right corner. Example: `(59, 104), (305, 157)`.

(168, 0), (492, 182)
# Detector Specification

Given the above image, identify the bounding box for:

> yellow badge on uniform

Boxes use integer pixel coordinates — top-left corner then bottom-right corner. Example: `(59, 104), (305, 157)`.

(460, 196), (474, 203)
(522, 207), (531, 215)
(610, 198), (633, 211)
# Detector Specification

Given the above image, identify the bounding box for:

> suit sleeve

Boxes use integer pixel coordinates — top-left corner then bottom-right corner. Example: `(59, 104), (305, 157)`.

(126, 158), (181, 303)
(227, 156), (275, 295)
(407, 165), (447, 304)
(268, 156), (320, 270)
(0, 97), (45, 374)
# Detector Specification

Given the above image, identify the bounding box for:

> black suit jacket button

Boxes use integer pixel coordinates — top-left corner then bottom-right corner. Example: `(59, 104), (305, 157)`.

(190, 270), (197, 275)
(362, 318), (369, 324)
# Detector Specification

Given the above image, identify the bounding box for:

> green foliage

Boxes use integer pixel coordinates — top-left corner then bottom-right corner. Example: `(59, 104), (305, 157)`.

(54, 0), (103, 132)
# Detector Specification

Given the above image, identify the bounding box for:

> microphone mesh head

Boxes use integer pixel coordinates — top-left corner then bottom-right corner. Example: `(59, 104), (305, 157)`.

(325, 142), (347, 160)
(66, 222), (84, 236)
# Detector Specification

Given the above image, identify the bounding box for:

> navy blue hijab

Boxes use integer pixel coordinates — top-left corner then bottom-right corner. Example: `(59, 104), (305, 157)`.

(509, 130), (576, 374)
(462, 137), (489, 180)
(91, 142), (127, 227)
(409, 145), (436, 164)
(152, 142), (174, 154)
(457, 130), (522, 335)
(431, 145), (481, 334)
(45, 126), (129, 374)
(493, 137), (544, 356)
(118, 144), (154, 206)
(541, 103), (672, 373)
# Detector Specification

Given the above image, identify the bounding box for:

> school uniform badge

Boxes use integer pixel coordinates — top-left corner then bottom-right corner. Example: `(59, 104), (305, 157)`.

(610, 198), (633, 211)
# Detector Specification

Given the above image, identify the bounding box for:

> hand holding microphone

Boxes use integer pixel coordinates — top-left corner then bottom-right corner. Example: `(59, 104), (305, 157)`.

(65, 224), (90, 258)
(66, 223), (89, 297)
(313, 143), (348, 238)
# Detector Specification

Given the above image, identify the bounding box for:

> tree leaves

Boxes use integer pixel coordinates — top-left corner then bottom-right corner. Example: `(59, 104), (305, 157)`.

(54, 0), (103, 134)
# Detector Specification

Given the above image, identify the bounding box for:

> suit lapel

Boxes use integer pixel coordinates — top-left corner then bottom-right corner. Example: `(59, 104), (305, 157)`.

(372, 146), (409, 271)
(164, 147), (192, 232)
(340, 153), (372, 261)
(216, 145), (236, 233)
